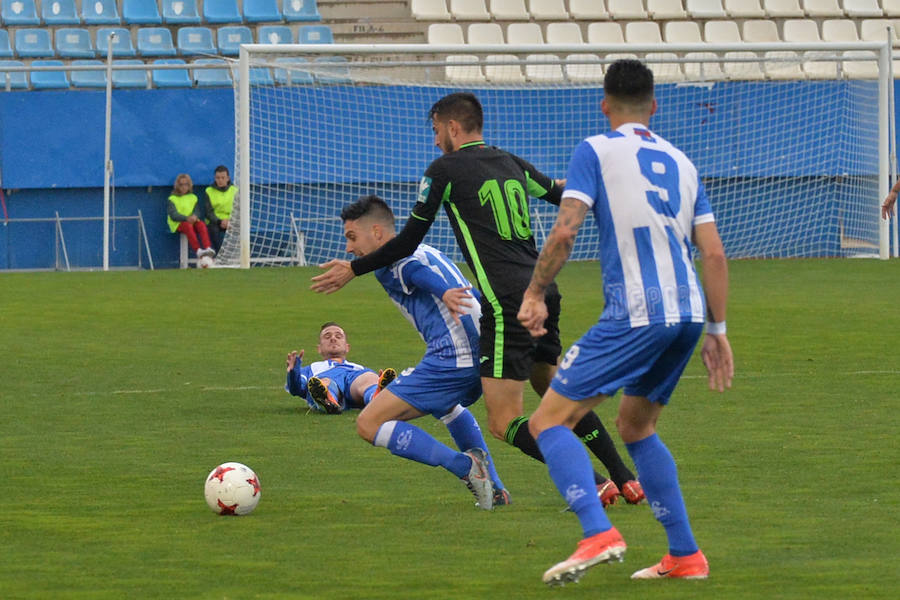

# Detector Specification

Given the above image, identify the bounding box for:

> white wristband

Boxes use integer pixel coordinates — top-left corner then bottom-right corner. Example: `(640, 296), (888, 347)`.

(706, 321), (726, 335)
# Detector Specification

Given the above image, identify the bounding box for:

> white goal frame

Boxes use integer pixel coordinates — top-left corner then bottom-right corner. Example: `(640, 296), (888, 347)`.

(235, 41), (894, 267)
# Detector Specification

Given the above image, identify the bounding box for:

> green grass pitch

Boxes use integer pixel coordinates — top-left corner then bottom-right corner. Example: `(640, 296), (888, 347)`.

(2, 260), (898, 599)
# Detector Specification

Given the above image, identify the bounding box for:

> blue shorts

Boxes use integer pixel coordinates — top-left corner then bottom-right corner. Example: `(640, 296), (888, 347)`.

(550, 322), (703, 405)
(385, 358), (482, 418)
(322, 367), (375, 410)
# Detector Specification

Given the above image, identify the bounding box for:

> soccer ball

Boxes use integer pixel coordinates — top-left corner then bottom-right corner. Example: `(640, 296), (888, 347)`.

(198, 255), (215, 269)
(204, 462), (261, 516)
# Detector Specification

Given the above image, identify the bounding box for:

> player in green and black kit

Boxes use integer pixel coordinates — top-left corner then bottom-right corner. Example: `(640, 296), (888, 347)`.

(312, 93), (643, 506)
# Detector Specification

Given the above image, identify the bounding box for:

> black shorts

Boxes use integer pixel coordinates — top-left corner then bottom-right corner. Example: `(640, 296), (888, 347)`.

(479, 283), (562, 381)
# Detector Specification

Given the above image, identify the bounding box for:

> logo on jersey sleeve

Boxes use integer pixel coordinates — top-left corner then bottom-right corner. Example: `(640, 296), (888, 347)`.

(417, 176), (432, 204)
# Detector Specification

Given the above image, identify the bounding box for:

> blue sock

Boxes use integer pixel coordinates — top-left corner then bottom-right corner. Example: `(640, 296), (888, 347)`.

(626, 433), (698, 556)
(537, 425), (612, 538)
(374, 420), (471, 479)
(362, 384), (378, 405)
(442, 405), (504, 491)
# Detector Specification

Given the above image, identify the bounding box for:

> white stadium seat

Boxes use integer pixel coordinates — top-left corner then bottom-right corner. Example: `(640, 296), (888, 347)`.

(546, 22), (585, 44)
(569, 0), (611, 19)
(802, 0), (845, 16)
(859, 18), (892, 39)
(684, 51), (727, 80)
(725, 0), (766, 16)
(724, 51), (767, 79)
(587, 22), (625, 44)
(842, 50), (879, 78)
(645, 52), (685, 81)
(625, 21), (663, 44)
(411, 0), (451, 20)
(842, 0), (883, 17)
(763, 0), (805, 16)
(449, 0), (490, 19)
(428, 23), (464, 45)
(607, 0), (648, 19)
(664, 20), (703, 42)
(489, 0), (530, 19)
(764, 50), (806, 79)
(822, 18), (861, 40)
(647, 0), (689, 18)
(525, 54), (565, 81)
(506, 22), (544, 45)
(445, 54), (485, 82)
(485, 54), (525, 82)
(468, 23), (504, 45)
(783, 19), (822, 41)
(528, 0), (569, 19)
(565, 53), (604, 81)
(882, 0), (900, 17)
(705, 20), (742, 42)
(687, 0), (728, 17)
(742, 19), (781, 41)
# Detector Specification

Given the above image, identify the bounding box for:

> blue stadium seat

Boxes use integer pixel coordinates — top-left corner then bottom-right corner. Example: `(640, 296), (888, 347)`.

(152, 58), (192, 87)
(192, 58), (232, 86)
(42, 0), (81, 24)
(96, 28), (137, 58)
(14, 29), (53, 58)
(2, 0), (40, 25)
(112, 59), (148, 87)
(137, 27), (177, 57)
(70, 59), (107, 88)
(0, 31), (13, 58)
(249, 67), (274, 85)
(244, 0), (283, 22)
(283, 0), (321, 21)
(258, 25), (293, 44)
(274, 56), (314, 84)
(123, 0), (163, 24)
(81, 0), (121, 24)
(203, 0), (242, 23)
(297, 25), (333, 44)
(30, 60), (70, 89)
(0, 60), (29, 89)
(217, 25), (253, 56)
(177, 26), (216, 55)
(162, 0), (201, 23)
(313, 55), (350, 84)
(56, 28), (95, 58)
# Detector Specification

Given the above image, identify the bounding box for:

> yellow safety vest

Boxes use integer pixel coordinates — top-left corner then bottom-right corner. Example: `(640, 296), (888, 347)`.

(205, 185), (237, 222)
(167, 193), (199, 233)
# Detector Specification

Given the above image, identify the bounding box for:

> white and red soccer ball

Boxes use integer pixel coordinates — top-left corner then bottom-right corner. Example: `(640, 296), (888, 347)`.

(204, 462), (261, 516)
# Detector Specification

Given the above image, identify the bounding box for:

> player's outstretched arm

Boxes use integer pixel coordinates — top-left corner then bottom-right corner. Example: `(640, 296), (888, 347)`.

(693, 221), (733, 392)
(311, 260), (354, 294)
(882, 188), (898, 220)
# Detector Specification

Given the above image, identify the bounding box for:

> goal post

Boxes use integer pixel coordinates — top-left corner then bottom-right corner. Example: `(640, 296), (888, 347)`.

(225, 41), (894, 268)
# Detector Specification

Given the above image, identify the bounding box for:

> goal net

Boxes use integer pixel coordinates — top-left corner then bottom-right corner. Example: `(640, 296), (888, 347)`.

(221, 43), (892, 267)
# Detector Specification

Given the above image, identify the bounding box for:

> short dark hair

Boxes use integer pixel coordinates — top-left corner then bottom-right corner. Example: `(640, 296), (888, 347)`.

(603, 59), (654, 109)
(320, 321), (342, 331)
(340, 194), (395, 228)
(214, 165), (230, 175)
(428, 92), (483, 133)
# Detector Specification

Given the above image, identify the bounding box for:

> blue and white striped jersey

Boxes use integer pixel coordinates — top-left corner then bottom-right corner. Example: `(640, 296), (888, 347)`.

(375, 243), (481, 368)
(564, 123), (714, 328)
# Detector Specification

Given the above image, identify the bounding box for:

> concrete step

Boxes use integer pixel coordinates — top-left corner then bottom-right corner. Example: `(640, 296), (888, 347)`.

(318, 0), (413, 21)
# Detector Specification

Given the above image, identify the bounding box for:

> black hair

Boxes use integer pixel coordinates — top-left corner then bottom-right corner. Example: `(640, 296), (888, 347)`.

(320, 321), (342, 331)
(340, 194), (395, 228)
(428, 92), (484, 133)
(214, 165), (230, 175)
(603, 59), (654, 108)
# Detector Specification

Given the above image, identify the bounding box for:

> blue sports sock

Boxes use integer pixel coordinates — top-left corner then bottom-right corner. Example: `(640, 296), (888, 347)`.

(442, 405), (504, 491)
(374, 420), (471, 479)
(537, 425), (612, 538)
(625, 433), (698, 556)
(362, 384), (378, 405)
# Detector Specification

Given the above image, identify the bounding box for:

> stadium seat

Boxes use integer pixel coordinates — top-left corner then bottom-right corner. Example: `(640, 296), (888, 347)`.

(467, 23), (504, 44)
(70, 59), (106, 87)
(665, 20), (703, 42)
(485, 54), (524, 82)
(96, 28), (137, 57)
(860, 18), (893, 40)
(686, 0), (728, 17)
(177, 27), (216, 55)
(30, 59), (70, 89)
(244, 0), (283, 22)
(525, 53), (564, 81)
(204, 0), (242, 23)
(489, 0), (530, 19)
(0, 60), (29, 89)
(14, 29), (53, 58)
(0, 30), (13, 58)
(412, 0), (452, 20)
(312, 55), (350, 84)
(112, 59), (149, 87)
(607, 0), (648, 19)
(742, 19), (780, 41)
(42, 0), (81, 24)
(123, 0), (163, 24)
(297, 25), (333, 44)
(705, 20), (742, 42)
(843, 0), (883, 16)
(546, 22), (585, 44)
(82, 0), (121, 24)
(506, 22), (544, 44)
(645, 52), (684, 81)
(283, 0), (322, 21)
(683, 52), (727, 80)
(258, 25), (293, 44)
(56, 28), (95, 58)
(217, 26), (252, 55)
(569, 0), (611, 18)
(528, 0), (569, 19)
(764, 50), (806, 79)
(246, 67), (275, 85)
(842, 50), (879, 78)
(162, 0), (201, 23)
(274, 56), (314, 83)
(782, 19), (822, 41)
(564, 53), (603, 82)
(883, 0), (900, 16)
(647, 0), (688, 18)
(587, 22), (625, 44)
(724, 0), (766, 16)
(152, 58), (192, 87)
(625, 22), (663, 44)
(762, 0), (804, 16)
(427, 23), (464, 44)
(722, 52), (765, 79)
(2, 0), (39, 25)
(444, 54), (485, 82)
(822, 18), (860, 40)
(449, 0), (490, 19)
(137, 28), (177, 57)
(802, 0), (844, 16)
(193, 58), (233, 86)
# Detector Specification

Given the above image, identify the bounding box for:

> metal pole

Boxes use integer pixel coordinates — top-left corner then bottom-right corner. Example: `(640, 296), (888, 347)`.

(239, 46), (251, 269)
(103, 32), (116, 271)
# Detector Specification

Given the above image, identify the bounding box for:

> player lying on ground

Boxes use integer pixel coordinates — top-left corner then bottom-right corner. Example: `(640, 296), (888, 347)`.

(285, 321), (396, 415)
(342, 194), (505, 510)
